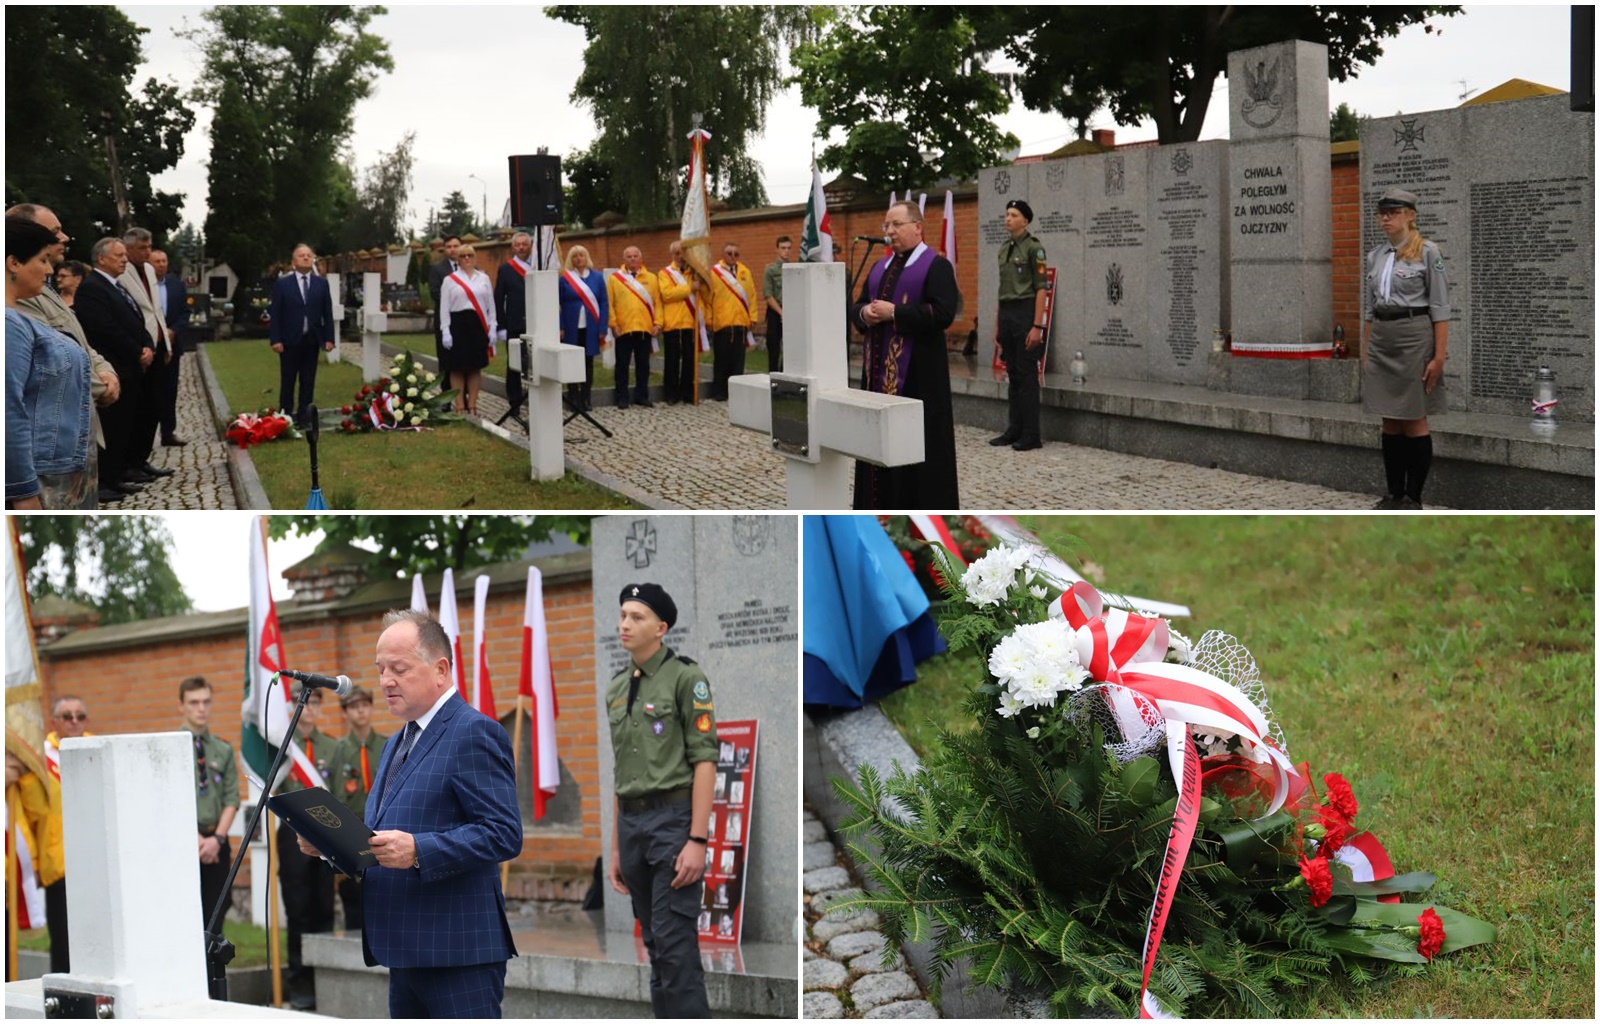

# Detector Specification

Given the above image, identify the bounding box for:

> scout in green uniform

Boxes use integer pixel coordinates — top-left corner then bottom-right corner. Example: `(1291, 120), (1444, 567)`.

(991, 198), (1051, 451)
(276, 682), (336, 1010)
(762, 235), (791, 372)
(605, 583), (716, 1018)
(178, 676), (238, 926)
(324, 685), (387, 931)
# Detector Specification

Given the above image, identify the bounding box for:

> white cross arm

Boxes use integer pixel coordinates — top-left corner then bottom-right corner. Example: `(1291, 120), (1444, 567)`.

(729, 373), (924, 466)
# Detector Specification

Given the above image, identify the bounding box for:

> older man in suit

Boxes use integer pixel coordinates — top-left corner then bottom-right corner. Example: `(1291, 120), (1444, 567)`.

(297, 610), (520, 1018)
(73, 238), (156, 503)
(151, 248), (189, 446)
(118, 227), (176, 485)
(268, 244), (336, 427)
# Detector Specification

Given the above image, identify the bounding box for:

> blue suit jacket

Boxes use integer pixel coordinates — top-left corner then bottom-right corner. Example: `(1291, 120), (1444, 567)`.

(557, 269), (608, 357)
(161, 275), (190, 335)
(361, 693), (522, 969)
(267, 272), (335, 347)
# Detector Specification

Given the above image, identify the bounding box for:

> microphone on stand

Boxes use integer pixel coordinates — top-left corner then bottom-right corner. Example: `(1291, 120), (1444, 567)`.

(279, 669), (354, 698)
(853, 235), (888, 244)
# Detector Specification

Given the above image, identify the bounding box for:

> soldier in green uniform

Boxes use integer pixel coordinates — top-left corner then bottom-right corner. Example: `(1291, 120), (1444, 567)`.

(991, 198), (1051, 451)
(179, 676), (238, 927)
(275, 681), (336, 1010)
(605, 583), (716, 1018)
(324, 685), (386, 932)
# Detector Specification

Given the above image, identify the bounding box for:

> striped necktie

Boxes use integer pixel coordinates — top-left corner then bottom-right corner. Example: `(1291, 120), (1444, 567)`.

(378, 722), (419, 814)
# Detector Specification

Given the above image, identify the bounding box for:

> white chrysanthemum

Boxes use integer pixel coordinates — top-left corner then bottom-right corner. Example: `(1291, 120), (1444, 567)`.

(425, 372), (437, 383)
(389, 383), (401, 393)
(407, 387), (418, 397)
(962, 544), (1031, 607)
(403, 402), (414, 412)
(1026, 726), (1040, 739)
(407, 374), (417, 384)
(996, 691), (1026, 718)
(988, 619), (1085, 710)
(1029, 584), (1048, 599)
(1168, 627), (1193, 662)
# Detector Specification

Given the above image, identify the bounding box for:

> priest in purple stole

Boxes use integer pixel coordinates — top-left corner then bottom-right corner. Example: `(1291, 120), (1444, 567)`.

(850, 200), (960, 509)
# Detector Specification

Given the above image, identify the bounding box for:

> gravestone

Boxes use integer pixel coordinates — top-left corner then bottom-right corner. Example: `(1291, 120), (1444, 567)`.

(591, 515), (799, 947)
(1362, 93), (1595, 421)
(1226, 39), (1333, 360)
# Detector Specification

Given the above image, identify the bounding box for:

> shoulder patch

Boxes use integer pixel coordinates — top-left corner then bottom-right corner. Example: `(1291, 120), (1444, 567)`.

(695, 713), (713, 733)
(1432, 257), (1445, 272)
(692, 680), (710, 701)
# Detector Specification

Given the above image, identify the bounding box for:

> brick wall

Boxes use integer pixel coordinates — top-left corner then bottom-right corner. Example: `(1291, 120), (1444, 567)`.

(39, 573), (603, 897)
(1330, 144), (1364, 353)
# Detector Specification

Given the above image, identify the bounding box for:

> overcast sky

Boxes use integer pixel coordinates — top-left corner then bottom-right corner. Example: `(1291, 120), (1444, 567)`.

(122, 4), (1573, 236)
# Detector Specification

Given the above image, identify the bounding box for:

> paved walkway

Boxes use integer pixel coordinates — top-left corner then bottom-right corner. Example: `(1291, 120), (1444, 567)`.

(102, 351), (237, 510)
(802, 804), (938, 1019)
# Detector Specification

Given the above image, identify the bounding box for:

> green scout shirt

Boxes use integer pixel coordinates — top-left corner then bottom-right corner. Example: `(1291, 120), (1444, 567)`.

(324, 729), (388, 820)
(762, 260), (785, 307)
(278, 726), (336, 793)
(997, 230), (1048, 302)
(186, 726), (239, 832)
(606, 645), (718, 800)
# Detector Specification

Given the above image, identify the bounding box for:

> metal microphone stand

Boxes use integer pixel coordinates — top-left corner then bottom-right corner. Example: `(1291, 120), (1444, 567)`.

(202, 676), (317, 1002)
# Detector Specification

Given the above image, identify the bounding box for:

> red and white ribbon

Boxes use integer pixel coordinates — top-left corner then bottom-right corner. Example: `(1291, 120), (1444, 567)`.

(1052, 581), (1299, 1018)
(1332, 831), (1401, 904)
(907, 515), (966, 566)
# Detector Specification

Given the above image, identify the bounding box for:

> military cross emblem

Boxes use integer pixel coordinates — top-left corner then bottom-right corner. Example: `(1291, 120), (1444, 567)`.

(625, 520), (657, 568)
(1393, 119), (1426, 152)
(993, 170), (1011, 195)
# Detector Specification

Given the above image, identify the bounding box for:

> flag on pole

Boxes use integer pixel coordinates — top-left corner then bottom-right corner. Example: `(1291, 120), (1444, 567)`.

(679, 124), (714, 280)
(517, 567), (561, 820)
(887, 190), (898, 211)
(940, 189), (958, 263)
(4, 520), (52, 962)
(410, 573), (428, 615)
(239, 517), (320, 791)
(800, 156), (834, 264)
(917, 192), (927, 214)
(470, 575), (498, 719)
(438, 569), (467, 701)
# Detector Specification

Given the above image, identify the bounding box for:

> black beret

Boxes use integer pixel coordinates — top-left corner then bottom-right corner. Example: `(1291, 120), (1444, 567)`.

(1006, 199), (1034, 223)
(620, 583), (677, 630)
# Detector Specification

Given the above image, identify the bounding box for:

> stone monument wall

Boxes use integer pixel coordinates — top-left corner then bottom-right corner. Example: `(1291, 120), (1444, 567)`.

(591, 515), (799, 946)
(1362, 93), (1595, 420)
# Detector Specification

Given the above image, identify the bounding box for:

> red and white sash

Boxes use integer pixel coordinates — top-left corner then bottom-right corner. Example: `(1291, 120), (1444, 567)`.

(711, 262), (749, 309)
(448, 272), (490, 334)
(562, 269), (602, 322)
(506, 255), (531, 279)
(665, 264), (711, 352)
(616, 270), (656, 314)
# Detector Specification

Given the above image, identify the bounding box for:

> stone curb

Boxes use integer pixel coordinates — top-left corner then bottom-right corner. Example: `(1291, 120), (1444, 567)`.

(196, 343), (270, 510)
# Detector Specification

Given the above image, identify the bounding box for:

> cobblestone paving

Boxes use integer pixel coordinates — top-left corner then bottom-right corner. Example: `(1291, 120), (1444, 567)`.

(802, 805), (938, 1020)
(105, 352), (238, 510)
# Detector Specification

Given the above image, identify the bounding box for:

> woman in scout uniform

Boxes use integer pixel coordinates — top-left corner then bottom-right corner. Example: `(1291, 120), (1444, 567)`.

(605, 583), (715, 1018)
(324, 685), (386, 932)
(1361, 187), (1450, 509)
(438, 244), (500, 416)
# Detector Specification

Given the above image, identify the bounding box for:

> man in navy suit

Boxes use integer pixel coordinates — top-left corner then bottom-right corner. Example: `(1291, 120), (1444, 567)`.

(268, 244), (336, 427)
(297, 609), (520, 1018)
(73, 237), (155, 503)
(151, 249), (189, 446)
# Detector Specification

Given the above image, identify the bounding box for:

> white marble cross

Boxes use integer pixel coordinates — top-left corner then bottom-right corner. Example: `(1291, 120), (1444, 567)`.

(358, 270), (387, 382)
(728, 261), (924, 509)
(519, 268), (586, 480)
(325, 271), (345, 364)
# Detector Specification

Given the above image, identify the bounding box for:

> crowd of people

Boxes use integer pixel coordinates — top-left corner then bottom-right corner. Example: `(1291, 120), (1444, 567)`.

(5, 207), (190, 510)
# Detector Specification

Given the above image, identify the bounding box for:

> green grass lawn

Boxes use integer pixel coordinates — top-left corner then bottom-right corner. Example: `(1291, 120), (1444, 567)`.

(19, 917), (285, 969)
(203, 341), (635, 510)
(875, 515), (1593, 1018)
(384, 332), (770, 392)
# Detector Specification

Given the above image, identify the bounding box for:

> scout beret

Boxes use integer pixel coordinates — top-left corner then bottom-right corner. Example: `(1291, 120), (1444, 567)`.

(1006, 199), (1034, 223)
(620, 583), (677, 630)
(1376, 187), (1418, 211)
(340, 685), (373, 709)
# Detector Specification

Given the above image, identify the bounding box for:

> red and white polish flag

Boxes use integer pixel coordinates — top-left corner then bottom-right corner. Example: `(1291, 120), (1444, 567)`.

(518, 567), (561, 820)
(438, 569), (467, 701)
(471, 575), (498, 719)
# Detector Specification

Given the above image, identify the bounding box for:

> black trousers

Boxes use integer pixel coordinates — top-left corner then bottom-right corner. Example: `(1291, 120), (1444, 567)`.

(45, 879), (69, 974)
(97, 381), (138, 487)
(160, 341), (183, 440)
(614, 331), (652, 405)
(662, 329), (696, 402)
(997, 300), (1043, 444)
(619, 801), (711, 1018)
(199, 835), (233, 927)
(766, 310), (783, 372)
(128, 361), (162, 471)
(276, 819), (334, 989)
(711, 326), (747, 400)
(339, 875), (365, 932)
(278, 337), (322, 425)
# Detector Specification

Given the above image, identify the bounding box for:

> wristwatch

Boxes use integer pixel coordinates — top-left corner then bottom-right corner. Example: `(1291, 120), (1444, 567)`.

(688, 835), (708, 845)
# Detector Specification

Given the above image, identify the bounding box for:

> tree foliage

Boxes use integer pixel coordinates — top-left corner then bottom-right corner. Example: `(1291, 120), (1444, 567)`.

(1330, 102), (1362, 143)
(16, 517), (193, 626)
(792, 8), (1019, 191)
(547, 5), (821, 223)
(436, 190), (476, 240)
(187, 4), (393, 276)
(338, 131), (416, 251)
(4, 6), (196, 257)
(267, 515), (591, 579)
(563, 144), (630, 230)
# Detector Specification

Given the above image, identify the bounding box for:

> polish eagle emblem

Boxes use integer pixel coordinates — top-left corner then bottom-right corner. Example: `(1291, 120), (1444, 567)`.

(1240, 57), (1283, 129)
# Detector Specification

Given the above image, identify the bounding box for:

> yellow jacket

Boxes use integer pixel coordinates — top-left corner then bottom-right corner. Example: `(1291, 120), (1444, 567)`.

(608, 267), (662, 335)
(708, 260), (758, 330)
(657, 263), (702, 332)
(9, 770), (61, 888)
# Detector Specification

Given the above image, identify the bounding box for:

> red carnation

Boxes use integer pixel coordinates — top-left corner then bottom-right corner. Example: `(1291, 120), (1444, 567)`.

(1416, 907), (1445, 960)
(1323, 773), (1359, 821)
(341, 404), (352, 414)
(1298, 854), (1333, 908)
(1315, 804), (1350, 856)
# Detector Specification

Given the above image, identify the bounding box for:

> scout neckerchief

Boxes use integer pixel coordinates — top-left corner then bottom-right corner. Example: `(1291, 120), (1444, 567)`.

(448, 272), (490, 334)
(562, 268), (602, 322)
(360, 744), (372, 793)
(862, 242), (934, 396)
(664, 263), (712, 352)
(1379, 248), (1397, 303)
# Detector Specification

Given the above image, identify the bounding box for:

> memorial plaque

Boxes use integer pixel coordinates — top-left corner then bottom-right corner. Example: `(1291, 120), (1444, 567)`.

(1080, 148), (1152, 380)
(1148, 141), (1229, 384)
(977, 165), (1018, 356)
(1363, 94), (1594, 420)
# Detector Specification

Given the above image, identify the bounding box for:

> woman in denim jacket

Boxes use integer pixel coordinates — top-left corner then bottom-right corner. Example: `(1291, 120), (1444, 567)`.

(7, 216), (92, 510)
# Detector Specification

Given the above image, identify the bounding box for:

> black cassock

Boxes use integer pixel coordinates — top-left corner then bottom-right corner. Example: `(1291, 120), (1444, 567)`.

(849, 250), (961, 510)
